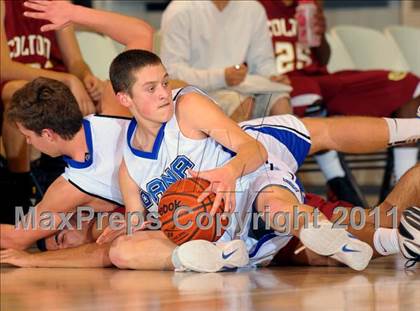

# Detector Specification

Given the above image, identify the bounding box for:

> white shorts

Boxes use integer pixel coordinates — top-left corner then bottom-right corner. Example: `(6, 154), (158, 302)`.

(218, 115), (312, 266)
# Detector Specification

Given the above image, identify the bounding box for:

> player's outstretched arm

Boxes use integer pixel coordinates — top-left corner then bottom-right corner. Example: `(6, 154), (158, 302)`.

(0, 177), (92, 250)
(23, 0), (154, 51)
(177, 92), (268, 214)
(0, 242), (112, 268)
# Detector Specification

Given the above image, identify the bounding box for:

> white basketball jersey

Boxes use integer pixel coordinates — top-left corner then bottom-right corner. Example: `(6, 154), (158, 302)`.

(123, 86), (312, 214)
(124, 87), (233, 213)
(62, 114), (130, 206)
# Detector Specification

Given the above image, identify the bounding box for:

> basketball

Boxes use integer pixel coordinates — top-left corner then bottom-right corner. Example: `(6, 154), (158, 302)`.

(158, 177), (228, 245)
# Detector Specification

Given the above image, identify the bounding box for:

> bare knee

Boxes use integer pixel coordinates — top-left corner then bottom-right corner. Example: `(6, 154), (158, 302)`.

(1, 80), (28, 106)
(269, 97), (292, 115)
(109, 236), (132, 269)
(230, 96), (254, 122)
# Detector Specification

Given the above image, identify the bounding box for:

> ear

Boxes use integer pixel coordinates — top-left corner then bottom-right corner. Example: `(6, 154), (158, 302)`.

(116, 92), (133, 108)
(41, 129), (56, 142)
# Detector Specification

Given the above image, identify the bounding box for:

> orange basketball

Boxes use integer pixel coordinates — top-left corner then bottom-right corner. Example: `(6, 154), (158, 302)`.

(158, 177), (228, 245)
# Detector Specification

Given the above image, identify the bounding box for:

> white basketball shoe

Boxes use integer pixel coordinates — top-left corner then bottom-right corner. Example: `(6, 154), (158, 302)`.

(172, 239), (249, 273)
(299, 221), (373, 271)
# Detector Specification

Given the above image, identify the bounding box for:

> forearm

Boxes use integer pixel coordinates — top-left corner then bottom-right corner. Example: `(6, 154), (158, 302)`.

(1, 60), (72, 85)
(28, 243), (112, 268)
(65, 58), (92, 81)
(1, 223), (59, 250)
(226, 140), (268, 178)
(69, 5), (153, 50)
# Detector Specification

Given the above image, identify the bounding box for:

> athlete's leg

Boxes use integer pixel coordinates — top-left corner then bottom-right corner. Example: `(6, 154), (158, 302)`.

(309, 165), (420, 259)
(269, 97), (292, 115)
(231, 96), (254, 123)
(254, 184), (373, 270)
(109, 230), (176, 270)
(303, 116), (419, 155)
(2, 80), (30, 172)
(109, 230), (249, 272)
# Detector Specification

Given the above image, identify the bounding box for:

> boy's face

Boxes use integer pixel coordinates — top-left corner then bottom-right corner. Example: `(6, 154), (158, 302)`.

(45, 218), (93, 250)
(127, 64), (173, 124)
(16, 123), (61, 157)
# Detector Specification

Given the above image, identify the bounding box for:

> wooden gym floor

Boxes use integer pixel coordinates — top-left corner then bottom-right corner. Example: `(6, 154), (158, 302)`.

(1, 256), (418, 311)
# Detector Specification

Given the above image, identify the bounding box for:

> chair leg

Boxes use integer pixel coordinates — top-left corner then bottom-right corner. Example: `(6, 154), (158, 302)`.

(379, 147), (394, 203)
(337, 152), (368, 207)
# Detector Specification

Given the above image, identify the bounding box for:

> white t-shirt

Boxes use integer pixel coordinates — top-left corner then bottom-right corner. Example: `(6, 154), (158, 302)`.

(160, 0), (279, 91)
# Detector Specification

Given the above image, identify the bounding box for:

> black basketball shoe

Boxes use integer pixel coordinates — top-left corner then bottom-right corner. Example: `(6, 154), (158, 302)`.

(398, 206), (420, 268)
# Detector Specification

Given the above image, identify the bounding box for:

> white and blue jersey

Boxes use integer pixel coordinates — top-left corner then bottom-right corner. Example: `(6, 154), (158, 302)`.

(124, 86), (312, 266)
(62, 114), (130, 206)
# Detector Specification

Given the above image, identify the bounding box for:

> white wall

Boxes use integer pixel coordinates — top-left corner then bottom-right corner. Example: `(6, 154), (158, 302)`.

(324, 1), (401, 30)
(93, 0), (162, 29)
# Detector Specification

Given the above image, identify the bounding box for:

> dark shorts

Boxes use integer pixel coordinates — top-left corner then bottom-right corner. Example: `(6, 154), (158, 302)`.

(289, 70), (419, 117)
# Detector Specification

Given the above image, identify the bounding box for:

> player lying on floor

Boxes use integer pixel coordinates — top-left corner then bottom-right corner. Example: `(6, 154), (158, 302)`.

(1, 50), (419, 271)
(1, 165), (419, 270)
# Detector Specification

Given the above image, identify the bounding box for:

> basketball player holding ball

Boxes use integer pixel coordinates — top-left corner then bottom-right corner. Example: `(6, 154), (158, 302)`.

(104, 49), (419, 272)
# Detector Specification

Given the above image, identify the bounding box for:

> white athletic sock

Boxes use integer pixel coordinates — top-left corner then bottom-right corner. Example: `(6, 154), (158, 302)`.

(384, 118), (420, 146)
(393, 147), (419, 181)
(373, 228), (400, 256)
(315, 150), (345, 181)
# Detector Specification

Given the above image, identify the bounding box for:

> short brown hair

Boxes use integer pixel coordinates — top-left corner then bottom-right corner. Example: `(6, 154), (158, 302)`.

(110, 49), (162, 96)
(7, 77), (83, 140)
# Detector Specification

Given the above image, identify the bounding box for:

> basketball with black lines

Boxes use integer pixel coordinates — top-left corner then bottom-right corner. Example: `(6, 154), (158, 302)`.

(158, 177), (228, 245)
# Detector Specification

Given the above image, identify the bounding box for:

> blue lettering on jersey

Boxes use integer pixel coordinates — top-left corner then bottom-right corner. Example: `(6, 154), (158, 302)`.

(161, 168), (179, 187)
(145, 155), (194, 205)
(172, 155), (194, 178)
(140, 190), (153, 210)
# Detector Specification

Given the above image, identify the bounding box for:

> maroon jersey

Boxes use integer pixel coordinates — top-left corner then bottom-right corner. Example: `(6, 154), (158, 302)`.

(259, 0), (325, 75)
(3, 0), (67, 73)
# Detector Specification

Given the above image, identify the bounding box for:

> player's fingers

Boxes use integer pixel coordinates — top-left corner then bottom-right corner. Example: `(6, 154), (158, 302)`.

(229, 190), (236, 213)
(222, 193), (231, 215)
(0, 250), (8, 260)
(40, 24), (59, 32)
(97, 228), (123, 244)
(188, 169), (200, 178)
(97, 226), (120, 244)
(210, 191), (224, 216)
(28, 0), (49, 5)
(87, 88), (100, 100)
(197, 185), (212, 203)
(23, 11), (45, 19)
(23, 1), (46, 11)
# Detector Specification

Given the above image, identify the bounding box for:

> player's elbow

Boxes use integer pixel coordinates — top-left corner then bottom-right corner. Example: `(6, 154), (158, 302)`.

(131, 22), (154, 51)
